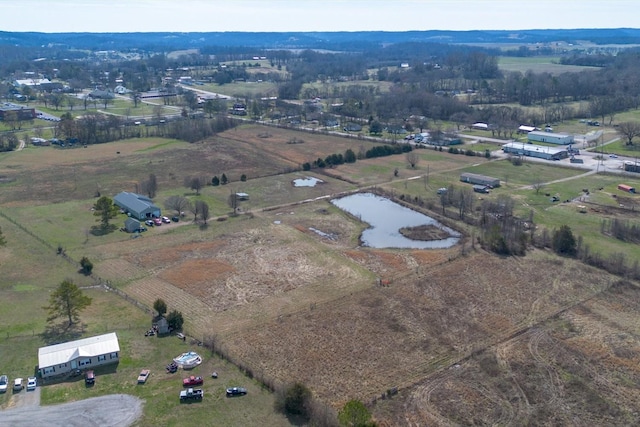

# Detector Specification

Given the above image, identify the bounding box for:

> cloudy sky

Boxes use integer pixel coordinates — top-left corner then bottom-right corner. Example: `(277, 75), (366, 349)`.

(1, 0), (638, 33)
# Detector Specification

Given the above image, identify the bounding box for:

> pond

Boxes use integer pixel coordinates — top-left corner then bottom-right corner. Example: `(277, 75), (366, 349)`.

(293, 177), (324, 187)
(331, 193), (460, 249)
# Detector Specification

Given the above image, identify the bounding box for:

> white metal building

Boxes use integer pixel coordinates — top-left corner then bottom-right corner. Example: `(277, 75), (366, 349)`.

(502, 142), (568, 160)
(527, 130), (574, 145)
(38, 332), (120, 378)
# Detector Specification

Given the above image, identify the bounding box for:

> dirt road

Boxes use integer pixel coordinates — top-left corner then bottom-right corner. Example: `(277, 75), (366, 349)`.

(0, 394), (143, 427)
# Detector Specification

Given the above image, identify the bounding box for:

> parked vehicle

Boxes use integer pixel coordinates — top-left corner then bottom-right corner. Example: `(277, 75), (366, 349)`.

(153, 218), (162, 226)
(161, 216), (171, 223)
(13, 377), (23, 391)
(0, 375), (8, 393)
(171, 216), (180, 222)
(180, 388), (203, 401)
(85, 370), (95, 385)
(137, 369), (150, 384)
(226, 386), (247, 397)
(145, 220), (154, 227)
(27, 377), (37, 391)
(183, 375), (204, 387)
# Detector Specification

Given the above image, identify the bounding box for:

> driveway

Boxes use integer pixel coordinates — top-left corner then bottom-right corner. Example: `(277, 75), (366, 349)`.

(5, 385), (41, 409)
(0, 393), (143, 427)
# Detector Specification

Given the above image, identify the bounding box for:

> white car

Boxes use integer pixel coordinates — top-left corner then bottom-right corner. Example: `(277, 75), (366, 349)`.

(0, 375), (8, 393)
(13, 377), (23, 391)
(27, 376), (37, 391)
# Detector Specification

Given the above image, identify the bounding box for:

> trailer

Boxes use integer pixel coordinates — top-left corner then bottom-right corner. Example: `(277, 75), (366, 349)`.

(617, 184), (636, 193)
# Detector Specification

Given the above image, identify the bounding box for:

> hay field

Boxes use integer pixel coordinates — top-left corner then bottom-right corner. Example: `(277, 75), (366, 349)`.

(375, 279), (640, 426)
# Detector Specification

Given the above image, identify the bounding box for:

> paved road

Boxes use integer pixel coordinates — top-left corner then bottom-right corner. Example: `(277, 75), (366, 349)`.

(0, 394), (143, 427)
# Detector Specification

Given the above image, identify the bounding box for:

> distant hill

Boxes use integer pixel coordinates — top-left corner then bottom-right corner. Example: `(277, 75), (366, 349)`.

(2, 29), (640, 51)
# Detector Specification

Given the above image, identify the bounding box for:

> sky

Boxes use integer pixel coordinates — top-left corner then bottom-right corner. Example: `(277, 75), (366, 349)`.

(1, 0), (639, 33)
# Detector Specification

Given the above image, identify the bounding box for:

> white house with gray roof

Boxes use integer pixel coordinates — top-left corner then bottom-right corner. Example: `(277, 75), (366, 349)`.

(114, 192), (161, 220)
(38, 332), (120, 378)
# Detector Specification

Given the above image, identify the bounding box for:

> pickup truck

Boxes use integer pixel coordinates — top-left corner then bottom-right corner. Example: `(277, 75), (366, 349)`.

(180, 388), (203, 401)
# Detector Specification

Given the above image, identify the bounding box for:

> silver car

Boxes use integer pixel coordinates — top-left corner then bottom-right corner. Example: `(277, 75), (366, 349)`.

(0, 375), (8, 393)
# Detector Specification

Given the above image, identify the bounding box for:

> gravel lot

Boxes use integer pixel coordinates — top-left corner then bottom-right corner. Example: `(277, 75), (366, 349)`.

(0, 394), (143, 427)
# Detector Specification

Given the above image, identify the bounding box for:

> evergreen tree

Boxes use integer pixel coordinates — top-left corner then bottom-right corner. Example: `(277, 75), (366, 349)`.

(44, 279), (92, 326)
(552, 225), (577, 256)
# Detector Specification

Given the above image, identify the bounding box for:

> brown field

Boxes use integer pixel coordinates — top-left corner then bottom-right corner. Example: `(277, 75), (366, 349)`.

(2, 123), (640, 425)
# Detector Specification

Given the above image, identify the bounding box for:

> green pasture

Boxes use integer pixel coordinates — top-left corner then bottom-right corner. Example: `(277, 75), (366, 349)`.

(198, 81), (279, 99)
(497, 56), (601, 75)
(596, 138), (640, 157)
(457, 160), (587, 188)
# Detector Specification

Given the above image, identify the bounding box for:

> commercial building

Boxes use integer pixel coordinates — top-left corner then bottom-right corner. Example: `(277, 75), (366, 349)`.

(502, 142), (569, 161)
(527, 131), (574, 145)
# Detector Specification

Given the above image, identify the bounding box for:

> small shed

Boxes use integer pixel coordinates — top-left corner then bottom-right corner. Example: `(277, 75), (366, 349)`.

(460, 172), (500, 188)
(471, 122), (489, 130)
(235, 193), (249, 201)
(153, 317), (170, 335)
(124, 218), (141, 233)
(518, 125), (537, 133)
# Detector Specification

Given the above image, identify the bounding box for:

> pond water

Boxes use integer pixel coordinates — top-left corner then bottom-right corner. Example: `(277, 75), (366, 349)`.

(331, 193), (460, 249)
(293, 177), (324, 187)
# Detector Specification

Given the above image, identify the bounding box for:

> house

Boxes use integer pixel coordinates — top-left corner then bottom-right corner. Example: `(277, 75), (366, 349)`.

(38, 333), (120, 378)
(460, 172), (500, 188)
(502, 142), (568, 161)
(114, 192), (161, 220)
(124, 217), (141, 233)
(527, 130), (574, 145)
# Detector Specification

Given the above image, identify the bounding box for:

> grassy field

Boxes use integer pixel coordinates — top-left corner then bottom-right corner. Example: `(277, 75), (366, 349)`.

(1, 122), (639, 425)
(497, 56), (602, 75)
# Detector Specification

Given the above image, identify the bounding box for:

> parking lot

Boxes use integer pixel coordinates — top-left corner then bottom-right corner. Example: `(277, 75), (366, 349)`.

(1, 393), (143, 427)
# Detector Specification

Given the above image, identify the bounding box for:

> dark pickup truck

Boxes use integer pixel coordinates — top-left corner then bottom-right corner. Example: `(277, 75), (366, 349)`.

(180, 388), (203, 401)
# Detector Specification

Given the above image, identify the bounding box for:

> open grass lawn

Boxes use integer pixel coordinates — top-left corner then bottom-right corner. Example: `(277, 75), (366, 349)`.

(1, 121), (640, 425)
(497, 56), (601, 75)
(199, 81), (279, 98)
(597, 137), (640, 157)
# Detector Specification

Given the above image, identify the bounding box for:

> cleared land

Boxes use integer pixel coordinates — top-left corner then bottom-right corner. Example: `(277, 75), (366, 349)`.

(1, 124), (639, 425)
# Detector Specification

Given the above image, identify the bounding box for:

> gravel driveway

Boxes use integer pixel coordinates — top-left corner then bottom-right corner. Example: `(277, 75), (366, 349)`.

(0, 394), (143, 427)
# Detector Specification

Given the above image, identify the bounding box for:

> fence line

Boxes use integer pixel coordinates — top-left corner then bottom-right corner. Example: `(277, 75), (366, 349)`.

(0, 211), (154, 317)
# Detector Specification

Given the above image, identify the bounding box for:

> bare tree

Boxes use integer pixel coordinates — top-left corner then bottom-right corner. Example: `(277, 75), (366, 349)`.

(165, 195), (189, 217)
(140, 173), (158, 198)
(196, 200), (210, 224)
(618, 121), (640, 145)
(532, 179), (546, 195)
(184, 176), (205, 195)
(228, 192), (239, 215)
(406, 151), (420, 169)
